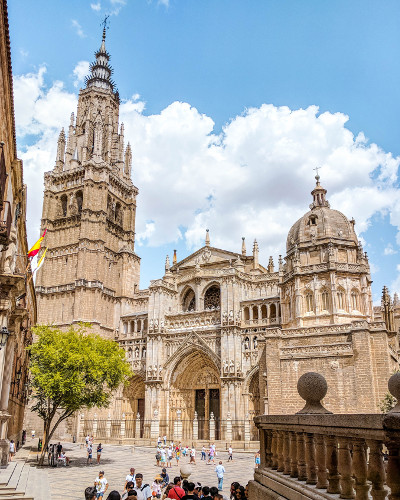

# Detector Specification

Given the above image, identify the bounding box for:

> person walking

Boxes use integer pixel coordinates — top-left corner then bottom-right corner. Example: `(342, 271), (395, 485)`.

(254, 451), (260, 468)
(163, 435), (167, 446)
(201, 446), (206, 461)
(228, 446), (233, 461)
(87, 442), (93, 465)
(94, 471), (109, 499)
(166, 447), (173, 468)
(56, 442), (63, 459)
(189, 447), (196, 464)
(97, 443), (103, 464)
(9, 440), (15, 461)
(215, 461), (225, 492)
(175, 447), (180, 466)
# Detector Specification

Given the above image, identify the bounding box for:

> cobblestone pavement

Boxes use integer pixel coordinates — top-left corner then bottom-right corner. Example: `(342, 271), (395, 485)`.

(27, 442), (256, 500)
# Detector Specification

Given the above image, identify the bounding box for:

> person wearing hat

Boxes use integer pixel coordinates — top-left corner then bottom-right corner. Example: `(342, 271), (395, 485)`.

(160, 468), (169, 488)
(152, 475), (163, 498)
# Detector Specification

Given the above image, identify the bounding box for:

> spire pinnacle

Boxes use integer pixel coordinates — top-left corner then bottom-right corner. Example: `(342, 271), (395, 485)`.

(173, 249), (177, 265)
(205, 229), (210, 246)
(165, 254), (170, 272)
(241, 237), (246, 256)
(311, 167), (329, 209)
(85, 20), (117, 94)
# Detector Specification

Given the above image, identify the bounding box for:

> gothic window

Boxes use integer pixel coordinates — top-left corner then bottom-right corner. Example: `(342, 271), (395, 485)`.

(261, 304), (267, 319)
(337, 288), (346, 311)
(61, 195), (68, 217)
(270, 303), (277, 320)
(123, 323), (127, 334)
(305, 292), (314, 313)
(204, 285), (220, 310)
(115, 202), (122, 225)
(351, 289), (360, 311)
(321, 289), (330, 312)
(76, 190), (83, 214)
(182, 288), (196, 312)
(243, 307), (250, 321)
(137, 319), (142, 332)
(128, 347), (132, 359)
(252, 306), (259, 320)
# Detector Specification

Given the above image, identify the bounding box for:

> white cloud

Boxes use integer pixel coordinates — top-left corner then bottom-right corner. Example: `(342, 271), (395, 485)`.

(13, 66), (400, 281)
(91, 2), (101, 11)
(72, 61), (89, 88)
(384, 243), (397, 255)
(71, 19), (86, 38)
(158, 0), (170, 6)
(19, 49), (28, 58)
(109, 0), (126, 15)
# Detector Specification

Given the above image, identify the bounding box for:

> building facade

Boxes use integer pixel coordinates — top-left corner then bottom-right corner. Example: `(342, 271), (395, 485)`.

(0, 0), (36, 462)
(34, 31), (399, 443)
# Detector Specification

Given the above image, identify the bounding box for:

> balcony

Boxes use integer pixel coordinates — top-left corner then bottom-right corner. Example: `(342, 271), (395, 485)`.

(0, 201), (12, 245)
(250, 372), (400, 500)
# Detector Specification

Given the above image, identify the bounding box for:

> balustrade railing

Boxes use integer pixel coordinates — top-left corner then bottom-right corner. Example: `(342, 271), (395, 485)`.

(250, 372), (400, 500)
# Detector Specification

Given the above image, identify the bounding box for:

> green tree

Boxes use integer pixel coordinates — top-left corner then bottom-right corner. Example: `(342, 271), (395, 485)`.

(27, 323), (132, 465)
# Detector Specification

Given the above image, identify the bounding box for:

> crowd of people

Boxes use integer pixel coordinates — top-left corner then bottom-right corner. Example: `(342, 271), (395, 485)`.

(84, 467), (250, 500)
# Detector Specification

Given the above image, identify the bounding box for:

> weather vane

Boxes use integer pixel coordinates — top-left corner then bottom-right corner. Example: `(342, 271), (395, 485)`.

(101, 15), (110, 40)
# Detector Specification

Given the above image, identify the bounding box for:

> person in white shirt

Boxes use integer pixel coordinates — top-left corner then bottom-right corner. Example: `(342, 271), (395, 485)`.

(215, 461), (225, 491)
(9, 440), (15, 461)
(190, 447), (196, 464)
(94, 471), (108, 498)
(228, 446), (233, 461)
(124, 467), (136, 491)
(135, 473), (152, 500)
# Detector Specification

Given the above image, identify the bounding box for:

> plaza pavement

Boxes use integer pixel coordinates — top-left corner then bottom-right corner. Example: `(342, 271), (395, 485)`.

(22, 442), (256, 499)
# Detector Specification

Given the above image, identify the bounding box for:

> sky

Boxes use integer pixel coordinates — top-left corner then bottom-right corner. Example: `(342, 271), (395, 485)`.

(7, 0), (400, 301)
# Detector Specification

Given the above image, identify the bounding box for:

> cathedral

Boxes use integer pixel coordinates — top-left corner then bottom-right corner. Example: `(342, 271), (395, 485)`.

(33, 30), (400, 443)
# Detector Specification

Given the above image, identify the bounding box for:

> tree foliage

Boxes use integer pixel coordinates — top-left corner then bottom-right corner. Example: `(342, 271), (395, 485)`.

(379, 369), (399, 414)
(28, 323), (132, 465)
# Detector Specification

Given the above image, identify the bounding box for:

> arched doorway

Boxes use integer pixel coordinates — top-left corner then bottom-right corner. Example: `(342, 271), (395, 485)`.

(169, 350), (221, 440)
(122, 375), (145, 437)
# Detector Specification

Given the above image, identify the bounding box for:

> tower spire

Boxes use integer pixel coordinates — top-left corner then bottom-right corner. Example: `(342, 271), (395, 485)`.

(311, 168), (329, 208)
(85, 20), (116, 94)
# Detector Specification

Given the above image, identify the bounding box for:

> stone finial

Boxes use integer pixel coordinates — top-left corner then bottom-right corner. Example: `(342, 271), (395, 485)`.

(296, 372), (332, 414)
(268, 256), (274, 273)
(394, 292), (399, 305)
(253, 239), (259, 269)
(205, 229), (210, 246)
(242, 237), (246, 256)
(388, 373), (400, 413)
(173, 249), (177, 265)
(165, 254), (170, 272)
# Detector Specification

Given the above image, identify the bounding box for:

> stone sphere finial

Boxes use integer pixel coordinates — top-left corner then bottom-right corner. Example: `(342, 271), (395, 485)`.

(388, 373), (400, 413)
(296, 372), (332, 414)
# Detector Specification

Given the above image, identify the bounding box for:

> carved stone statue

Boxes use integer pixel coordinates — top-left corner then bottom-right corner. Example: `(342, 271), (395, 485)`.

(223, 360), (228, 373)
(229, 360), (234, 373)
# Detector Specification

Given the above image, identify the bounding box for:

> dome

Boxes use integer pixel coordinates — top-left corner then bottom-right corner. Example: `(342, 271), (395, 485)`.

(286, 177), (358, 252)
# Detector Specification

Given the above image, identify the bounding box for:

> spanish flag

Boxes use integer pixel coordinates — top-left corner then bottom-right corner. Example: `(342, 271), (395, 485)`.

(27, 229), (47, 258)
(33, 247), (48, 273)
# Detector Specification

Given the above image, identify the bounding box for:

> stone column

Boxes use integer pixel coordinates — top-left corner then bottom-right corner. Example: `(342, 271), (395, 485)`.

(151, 409), (159, 440)
(176, 410), (182, 441)
(226, 412), (232, 444)
(93, 413), (98, 438)
(244, 414), (251, 442)
(106, 413), (111, 439)
(76, 413), (83, 441)
(209, 412), (215, 441)
(193, 412), (198, 441)
(120, 413), (126, 439)
(135, 412), (141, 439)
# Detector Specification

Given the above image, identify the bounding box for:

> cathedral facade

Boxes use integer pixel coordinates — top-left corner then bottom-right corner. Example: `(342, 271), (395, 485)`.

(34, 31), (400, 442)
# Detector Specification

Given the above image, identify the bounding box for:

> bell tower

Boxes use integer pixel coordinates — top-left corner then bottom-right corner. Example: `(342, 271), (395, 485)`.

(36, 28), (140, 336)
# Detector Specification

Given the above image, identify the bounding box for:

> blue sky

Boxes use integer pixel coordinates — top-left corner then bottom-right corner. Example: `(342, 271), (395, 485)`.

(7, 0), (400, 301)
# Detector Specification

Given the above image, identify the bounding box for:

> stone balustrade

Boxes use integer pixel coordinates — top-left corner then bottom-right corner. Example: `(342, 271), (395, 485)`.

(249, 372), (400, 500)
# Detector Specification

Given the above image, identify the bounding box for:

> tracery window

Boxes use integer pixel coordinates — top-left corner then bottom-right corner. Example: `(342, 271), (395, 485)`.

(76, 190), (83, 214)
(61, 194), (68, 217)
(204, 285), (220, 310)
(337, 288), (346, 311)
(270, 303), (277, 320)
(305, 292), (314, 313)
(252, 306), (259, 320)
(243, 307), (250, 321)
(351, 289), (360, 311)
(182, 288), (196, 312)
(321, 289), (330, 312)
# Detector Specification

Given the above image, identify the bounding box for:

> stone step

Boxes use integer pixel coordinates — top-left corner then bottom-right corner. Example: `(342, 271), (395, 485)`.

(7, 463), (24, 490)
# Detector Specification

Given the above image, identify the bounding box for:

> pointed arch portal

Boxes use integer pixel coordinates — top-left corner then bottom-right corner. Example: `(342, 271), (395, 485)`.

(169, 349), (221, 440)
